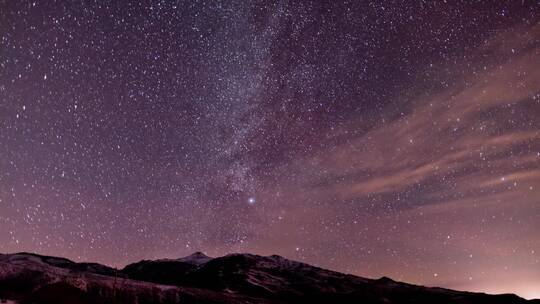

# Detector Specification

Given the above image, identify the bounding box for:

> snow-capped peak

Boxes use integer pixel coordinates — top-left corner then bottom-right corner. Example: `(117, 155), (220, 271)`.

(177, 251), (212, 265)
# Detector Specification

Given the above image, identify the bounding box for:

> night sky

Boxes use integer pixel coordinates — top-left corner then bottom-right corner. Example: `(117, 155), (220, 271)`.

(1, 0), (539, 299)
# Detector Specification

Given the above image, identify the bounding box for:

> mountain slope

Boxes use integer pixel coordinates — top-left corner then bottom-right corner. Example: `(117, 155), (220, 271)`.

(0, 252), (537, 304)
(122, 253), (536, 304)
(0, 253), (272, 304)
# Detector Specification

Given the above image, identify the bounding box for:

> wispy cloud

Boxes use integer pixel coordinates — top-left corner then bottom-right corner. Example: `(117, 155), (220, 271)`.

(289, 23), (540, 208)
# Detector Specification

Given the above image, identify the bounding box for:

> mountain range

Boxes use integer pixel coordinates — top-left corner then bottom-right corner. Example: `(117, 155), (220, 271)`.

(0, 251), (537, 304)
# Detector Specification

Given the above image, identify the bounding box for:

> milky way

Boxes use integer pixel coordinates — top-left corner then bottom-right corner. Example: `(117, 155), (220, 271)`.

(1, 1), (539, 299)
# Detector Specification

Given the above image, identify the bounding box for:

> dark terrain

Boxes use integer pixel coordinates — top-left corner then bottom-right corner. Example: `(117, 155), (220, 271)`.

(0, 252), (538, 304)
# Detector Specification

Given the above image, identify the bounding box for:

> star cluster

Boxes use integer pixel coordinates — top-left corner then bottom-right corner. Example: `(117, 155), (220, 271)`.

(1, 1), (539, 299)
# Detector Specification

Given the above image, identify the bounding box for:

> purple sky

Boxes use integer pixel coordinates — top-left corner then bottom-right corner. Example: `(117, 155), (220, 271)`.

(1, 1), (539, 299)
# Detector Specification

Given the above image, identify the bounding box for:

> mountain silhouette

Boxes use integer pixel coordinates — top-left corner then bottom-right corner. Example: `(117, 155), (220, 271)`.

(0, 252), (538, 304)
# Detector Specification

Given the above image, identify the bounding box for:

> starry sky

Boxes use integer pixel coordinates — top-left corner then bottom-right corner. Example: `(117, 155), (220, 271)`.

(1, 0), (539, 299)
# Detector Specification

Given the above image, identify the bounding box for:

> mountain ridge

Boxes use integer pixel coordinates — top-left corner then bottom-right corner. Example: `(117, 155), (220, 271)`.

(0, 251), (538, 304)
